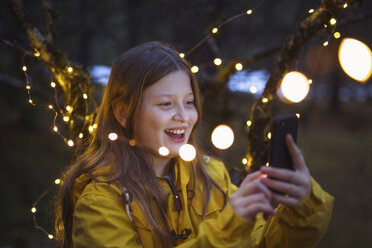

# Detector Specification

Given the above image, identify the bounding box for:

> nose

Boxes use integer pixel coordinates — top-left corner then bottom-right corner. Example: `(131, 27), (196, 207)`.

(173, 104), (189, 122)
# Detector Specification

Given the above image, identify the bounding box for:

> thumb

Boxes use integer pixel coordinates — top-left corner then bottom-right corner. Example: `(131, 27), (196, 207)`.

(285, 134), (306, 172)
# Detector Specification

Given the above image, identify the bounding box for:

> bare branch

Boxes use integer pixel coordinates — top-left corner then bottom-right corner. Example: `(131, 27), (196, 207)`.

(0, 39), (34, 57)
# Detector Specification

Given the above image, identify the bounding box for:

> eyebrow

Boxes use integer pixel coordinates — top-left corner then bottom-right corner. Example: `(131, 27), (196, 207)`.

(155, 93), (194, 97)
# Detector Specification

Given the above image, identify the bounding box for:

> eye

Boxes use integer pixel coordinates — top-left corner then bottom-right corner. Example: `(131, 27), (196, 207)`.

(158, 102), (172, 107)
(185, 100), (195, 105)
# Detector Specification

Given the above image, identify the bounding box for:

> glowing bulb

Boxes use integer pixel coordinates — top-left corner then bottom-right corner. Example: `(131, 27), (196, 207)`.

(191, 66), (199, 73)
(55, 179), (61, 184)
(48, 234), (54, 239)
(214, 58), (222, 66)
(67, 140), (74, 147)
(93, 124), (98, 129)
(262, 98), (268, 103)
(53, 126), (58, 132)
(278, 71), (310, 103)
(29, 99), (33, 104)
(83, 93), (88, 99)
(88, 126), (94, 132)
(129, 139), (136, 146)
(343, 3), (348, 8)
(67, 67), (73, 73)
(50, 82), (56, 88)
(34, 50), (40, 57)
(250, 86), (257, 94)
(158, 146), (170, 156)
(26, 85), (31, 90)
(338, 38), (372, 82)
(179, 53), (185, 58)
(31, 207), (37, 213)
(63, 116), (69, 122)
(179, 144), (196, 162)
(212, 27), (218, 34)
(267, 132), (271, 139)
(330, 18), (337, 25)
(22, 66), (27, 71)
(108, 132), (118, 141)
(66, 105), (72, 112)
(266, 162), (269, 166)
(242, 158), (248, 164)
(308, 9), (314, 13)
(48, 105), (53, 109)
(324, 24), (328, 28)
(211, 124), (234, 150)
(79, 133), (83, 139)
(308, 79), (313, 84)
(323, 41), (329, 46)
(334, 32), (341, 39)
(296, 113), (301, 118)
(246, 120), (252, 127)
(235, 63), (243, 71)
(246, 9), (253, 15)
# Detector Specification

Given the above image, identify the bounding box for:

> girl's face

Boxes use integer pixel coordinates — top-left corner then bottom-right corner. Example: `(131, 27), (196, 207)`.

(134, 70), (198, 159)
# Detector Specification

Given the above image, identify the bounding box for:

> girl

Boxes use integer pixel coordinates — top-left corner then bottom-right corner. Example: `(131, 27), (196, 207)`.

(55, 41), (334, 248)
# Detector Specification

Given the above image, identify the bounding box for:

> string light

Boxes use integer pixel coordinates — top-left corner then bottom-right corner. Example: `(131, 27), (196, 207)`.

(179, 144), (196, 162)
(308, 79), (313, 84)
(235, 63), (243, 71)
(246, 120), (252, 127)
(83, 93), (88, 99)
(63, 116), (69, 122)
(22, 65), (27, 71)
(93, 124), (98, 129)
(88, 125), (94, 132)
(211, 125), (234, 150)
(242, 158), (248, 164)
(129, 139), (136, 146)
(54, 179), (61, 185)
(262, 98), (268, 103)
(267, 132), (271, 139)
(212, 27), (218, 34)
(108, 132), (118, 141)
(343, 3), (348, 8)
(246, 9), (253, 15)
(34, 50), (40, 57)
(214, 58), (222, 66)
(308, 9), (314, 13)
(179, 53), (185, 58)
(53, 126), (58, 132)
(250, 86), (257, 94)
(191, 66), (199, 73)
(26, 85), (31, 90)
(67, 67), (73, 73)
(66, 105), (72, 112)
(29, 99), (33, 104)
(50, 82), (56, 88)
(334, 32), (341, 39)
(278, 71), (310, 103)
(296, 113), (301, 118)
(31, 207), (37, 213)
(158, 146), (170, 156)
(324, 24), (328, 28)
(79, 133), (84, 139)
(67, 140), (74, 147)
(48, 234), (54, 240)
(330, 18), (337, 25)
(323, 41), (329, 46)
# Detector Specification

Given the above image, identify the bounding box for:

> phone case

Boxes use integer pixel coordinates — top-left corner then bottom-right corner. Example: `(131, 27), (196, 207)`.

(268, 114), (299, 170)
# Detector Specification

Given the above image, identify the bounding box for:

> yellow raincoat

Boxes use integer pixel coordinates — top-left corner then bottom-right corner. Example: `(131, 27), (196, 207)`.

(72, 157), (334, 247)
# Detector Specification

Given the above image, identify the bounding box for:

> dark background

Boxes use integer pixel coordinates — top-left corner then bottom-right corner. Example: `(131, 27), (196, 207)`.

(1, 0), (372, 247)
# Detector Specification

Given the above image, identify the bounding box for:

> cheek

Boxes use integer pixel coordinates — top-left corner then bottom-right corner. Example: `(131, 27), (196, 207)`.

(189, 109), (199, 126)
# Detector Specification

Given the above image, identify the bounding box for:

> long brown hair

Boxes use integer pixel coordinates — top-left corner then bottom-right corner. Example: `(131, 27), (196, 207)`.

(55, 41), (226, 248)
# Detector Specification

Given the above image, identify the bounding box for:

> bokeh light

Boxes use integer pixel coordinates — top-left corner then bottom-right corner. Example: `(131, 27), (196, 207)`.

(211, 125), (234, 150)
(338, 38), (372, 82)
(179, 144), (196, 161)
(278, 71), (310, 103)
(158, 146), (170, 156)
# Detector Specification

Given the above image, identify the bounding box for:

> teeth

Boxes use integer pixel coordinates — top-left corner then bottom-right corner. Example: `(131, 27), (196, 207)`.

(166, 129), (185, 135)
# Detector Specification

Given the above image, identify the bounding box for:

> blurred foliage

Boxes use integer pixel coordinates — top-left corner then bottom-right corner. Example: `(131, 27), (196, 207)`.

(0, 0), (372, 247)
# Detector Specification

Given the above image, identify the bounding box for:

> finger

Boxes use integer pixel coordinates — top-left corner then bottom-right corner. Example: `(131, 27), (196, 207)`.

(240, 171), (261, 185)
(260, 166), (303, 186)
(260, 177), (303, 199)
(238, 179), (272, 201)
(285, 134), (306, 172)
(272, 193), (300, 207)
(240, 203), (277, 219)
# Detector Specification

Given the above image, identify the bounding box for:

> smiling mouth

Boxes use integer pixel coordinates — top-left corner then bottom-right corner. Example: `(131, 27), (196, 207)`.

(165, 129), (186, 142)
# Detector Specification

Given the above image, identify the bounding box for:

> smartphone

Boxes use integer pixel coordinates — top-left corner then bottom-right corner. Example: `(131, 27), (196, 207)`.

(268, 114), (299, 170)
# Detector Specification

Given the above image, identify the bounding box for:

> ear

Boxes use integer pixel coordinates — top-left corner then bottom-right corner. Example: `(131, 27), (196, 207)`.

(112, 101), (128, 128)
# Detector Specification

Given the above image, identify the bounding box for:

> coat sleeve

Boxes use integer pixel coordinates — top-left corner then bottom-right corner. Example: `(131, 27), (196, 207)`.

(72, 193), (141, 248)
(251, 177), (335, 248)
